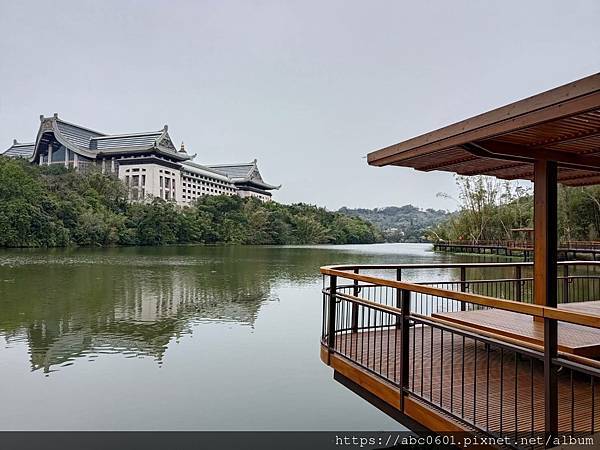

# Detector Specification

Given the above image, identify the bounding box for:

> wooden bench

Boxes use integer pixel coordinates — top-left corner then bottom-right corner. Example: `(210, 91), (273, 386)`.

(433, 301), (600, 358)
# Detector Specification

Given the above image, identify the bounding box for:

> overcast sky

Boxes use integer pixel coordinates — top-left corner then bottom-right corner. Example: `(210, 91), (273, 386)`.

(1, 1), (598, 210)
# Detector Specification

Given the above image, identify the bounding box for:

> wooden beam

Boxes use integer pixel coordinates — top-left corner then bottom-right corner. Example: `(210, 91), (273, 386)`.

(416, 155), (478, 172)
(463, 141), (600, 172)
(459, 161), (526, 177)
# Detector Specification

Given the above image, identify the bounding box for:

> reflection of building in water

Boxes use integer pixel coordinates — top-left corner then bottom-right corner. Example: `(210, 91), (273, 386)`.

(4, 267), (274, 374)
(115, 271), (270, 325)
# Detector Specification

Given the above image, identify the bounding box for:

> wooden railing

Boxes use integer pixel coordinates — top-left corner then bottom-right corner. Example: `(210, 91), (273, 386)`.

(437, 240), (600, 251)
(321, 261), (600, 446)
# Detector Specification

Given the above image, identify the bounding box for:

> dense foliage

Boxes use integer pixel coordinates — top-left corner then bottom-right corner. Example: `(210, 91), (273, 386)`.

(0, 157), (381, 247)
(339, 205), (449, 242)
(430, 175), (600, 242)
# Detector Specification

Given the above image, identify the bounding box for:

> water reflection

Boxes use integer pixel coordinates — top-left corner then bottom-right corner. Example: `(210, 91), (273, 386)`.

(0, 246), (287, 373)
(0, 244), (505, 375)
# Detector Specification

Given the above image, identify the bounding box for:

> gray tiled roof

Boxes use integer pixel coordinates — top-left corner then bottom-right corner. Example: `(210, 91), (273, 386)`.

(55, 119), (105, 147)
(207, 161), (279, 190)
(91, 131), (163, 150)
(2, 142), (35, 158)
(34, 115), (188, 161)
(207, 163), (255, 179)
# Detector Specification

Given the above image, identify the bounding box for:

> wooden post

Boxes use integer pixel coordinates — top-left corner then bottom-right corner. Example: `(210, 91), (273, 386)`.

(460, 266), (467, 310)
(398, 289), (411, 410)
(327, 275), (337, 364)
(515, 265), (522, 303)
(534, 159), (558, 444)
(351, 269), (359, 332)
(534, 159), (558, 308)
(562, 264), (569, 304)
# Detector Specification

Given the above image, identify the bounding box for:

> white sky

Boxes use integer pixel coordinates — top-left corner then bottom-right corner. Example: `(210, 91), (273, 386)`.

(1, 1), (598, 210)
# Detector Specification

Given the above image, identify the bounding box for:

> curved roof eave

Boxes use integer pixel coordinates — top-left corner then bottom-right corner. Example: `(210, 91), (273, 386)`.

(155, 145), (191, 161)
(29, 118), (98, 162)
(97, 145), (191, 161)
(236, 179), (281, 190)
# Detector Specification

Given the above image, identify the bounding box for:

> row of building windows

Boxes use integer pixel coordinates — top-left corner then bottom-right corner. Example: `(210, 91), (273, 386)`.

(180, 171), (236, 203)
(119, 164), (269, 204)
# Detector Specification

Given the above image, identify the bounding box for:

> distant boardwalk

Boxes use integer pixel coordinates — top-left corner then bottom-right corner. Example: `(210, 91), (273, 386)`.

(433, 240), (600, 261)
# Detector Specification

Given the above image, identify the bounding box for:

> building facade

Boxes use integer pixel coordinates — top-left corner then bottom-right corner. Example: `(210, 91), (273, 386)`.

(2, 114), (280, 204)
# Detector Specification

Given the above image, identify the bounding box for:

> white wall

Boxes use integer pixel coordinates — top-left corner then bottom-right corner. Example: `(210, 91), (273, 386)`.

(118, 163), (180, 203)
(237, 189), (271, 202)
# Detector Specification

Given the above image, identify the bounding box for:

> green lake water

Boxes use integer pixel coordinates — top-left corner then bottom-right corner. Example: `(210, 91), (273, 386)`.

(0, 243), (503, 430)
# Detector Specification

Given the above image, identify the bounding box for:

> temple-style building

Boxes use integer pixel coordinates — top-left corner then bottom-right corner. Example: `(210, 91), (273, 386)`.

(2, 114), (280, 204)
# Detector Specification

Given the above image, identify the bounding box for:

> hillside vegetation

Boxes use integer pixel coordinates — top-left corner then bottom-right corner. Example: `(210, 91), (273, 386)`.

(339, 205), (449, 242)
(0, 157), (381, 247)
(430, 175), (600, 242)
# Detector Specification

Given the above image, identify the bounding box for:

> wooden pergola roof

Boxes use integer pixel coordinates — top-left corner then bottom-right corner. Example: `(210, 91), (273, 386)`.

(367, 73), (600, 186)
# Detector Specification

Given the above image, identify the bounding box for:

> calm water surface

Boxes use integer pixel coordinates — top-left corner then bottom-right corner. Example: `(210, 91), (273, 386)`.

(0, 243), (502, 430)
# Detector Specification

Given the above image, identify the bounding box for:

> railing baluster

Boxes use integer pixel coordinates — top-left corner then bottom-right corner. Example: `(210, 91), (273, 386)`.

(514, 351), (518, 440)
(486, 344), (490, 432)
(395, 269), (402, 328)
(351, 269), (359, 332)
(563, 264), (570, 304)
(440, 329), (444, 407)
(515, 265), (522, 302)
(411, 321), (416, 390)
(327, 275), (337, 364)
(399, 289), (411, 410)
(571, 368), (575, 434)
(473, 339), (477, 425)
(592, 376), (596, 434)
(530, 357), (534, 440)
(461, 335), (465, 418)
(430, 325), (434, 401)
(544, 316), (558, 443)
(500, 348), (504, 435)
(451, 333), (455, 414)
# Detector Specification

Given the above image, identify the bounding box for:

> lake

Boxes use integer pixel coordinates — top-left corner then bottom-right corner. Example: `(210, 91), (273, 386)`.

(0, 243), (501, 430)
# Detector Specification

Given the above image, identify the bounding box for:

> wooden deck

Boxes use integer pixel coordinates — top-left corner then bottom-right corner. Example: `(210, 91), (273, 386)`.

(332, 326), (600, 434)
(432, 241), (600, 260)
(433, 302), (600, 358)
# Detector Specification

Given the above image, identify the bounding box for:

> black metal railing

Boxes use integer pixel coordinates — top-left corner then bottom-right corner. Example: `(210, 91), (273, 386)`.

(321, 261), (600, 448)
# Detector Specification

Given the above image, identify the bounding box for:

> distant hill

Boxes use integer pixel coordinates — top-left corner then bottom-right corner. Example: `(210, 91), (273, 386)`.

(338, 205), (450, 242)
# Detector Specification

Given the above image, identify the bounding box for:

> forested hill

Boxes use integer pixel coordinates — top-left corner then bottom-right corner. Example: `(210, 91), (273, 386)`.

(0, 157), (381, 248)
(338, 205), (450, 242)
